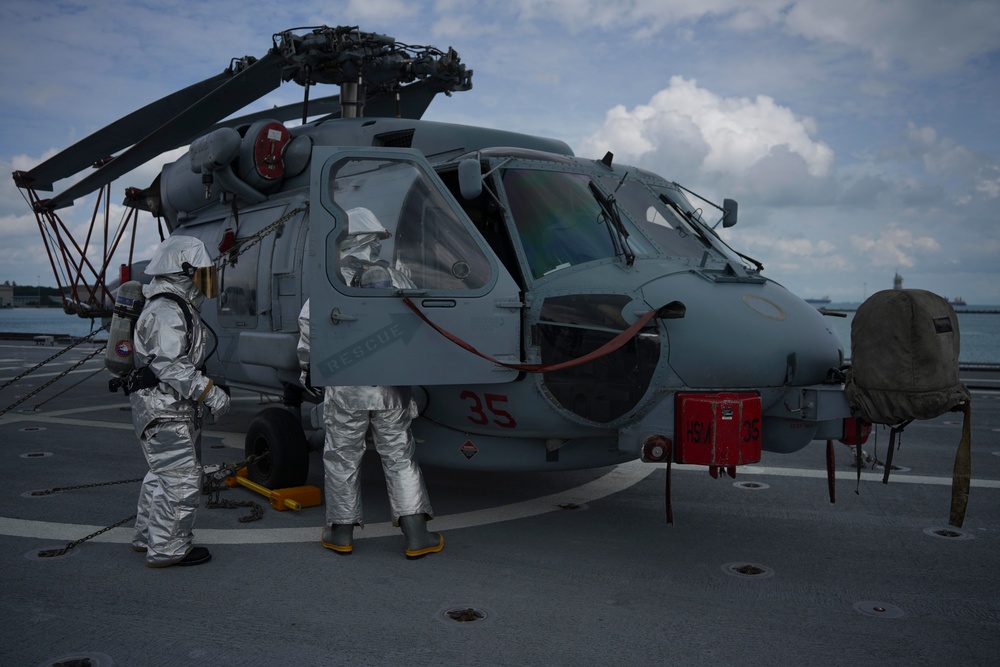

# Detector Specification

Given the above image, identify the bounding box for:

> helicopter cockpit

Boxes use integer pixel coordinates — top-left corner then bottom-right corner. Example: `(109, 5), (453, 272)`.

(436, 147), (757, 292)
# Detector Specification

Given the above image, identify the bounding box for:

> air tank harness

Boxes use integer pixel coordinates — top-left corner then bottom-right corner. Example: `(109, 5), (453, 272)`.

(108, 365), (158, 396)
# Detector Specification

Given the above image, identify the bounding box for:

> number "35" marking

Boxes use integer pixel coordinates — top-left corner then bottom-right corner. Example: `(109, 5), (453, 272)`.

(460, 391), (517, 428)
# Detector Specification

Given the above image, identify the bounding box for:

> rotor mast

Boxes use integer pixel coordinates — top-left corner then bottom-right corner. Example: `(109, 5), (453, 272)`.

(274, 26), (472, 119)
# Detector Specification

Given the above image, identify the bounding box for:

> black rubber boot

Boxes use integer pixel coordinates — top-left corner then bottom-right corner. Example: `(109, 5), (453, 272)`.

(174, 546), (212, 567)
(147, 545), (212, 568)
(321, 524), (354, 555)
(399, 514), (443, 560)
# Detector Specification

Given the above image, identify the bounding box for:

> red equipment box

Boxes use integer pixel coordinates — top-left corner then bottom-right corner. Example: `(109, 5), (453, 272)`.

(674, 392), (762, 466)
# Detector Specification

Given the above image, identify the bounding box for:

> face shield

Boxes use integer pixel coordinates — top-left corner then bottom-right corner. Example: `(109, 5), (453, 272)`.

(183, 262), (219, 299)
(337, 207), (392, 283)
(340, 232), (390, 262)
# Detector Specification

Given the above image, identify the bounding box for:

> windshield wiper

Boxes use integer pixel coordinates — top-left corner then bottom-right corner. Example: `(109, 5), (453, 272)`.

(657, 193), (715, 249)
(659, 189), (763, 272)
(588, 182), (635, 266)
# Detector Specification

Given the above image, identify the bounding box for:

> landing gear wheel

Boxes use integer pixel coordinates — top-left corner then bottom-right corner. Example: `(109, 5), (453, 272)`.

(245, 407), (309, 488)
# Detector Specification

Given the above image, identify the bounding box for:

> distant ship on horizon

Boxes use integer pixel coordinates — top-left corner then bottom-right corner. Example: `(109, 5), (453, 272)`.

(804, 296), (831, 304)
(894, 272), (966, 306)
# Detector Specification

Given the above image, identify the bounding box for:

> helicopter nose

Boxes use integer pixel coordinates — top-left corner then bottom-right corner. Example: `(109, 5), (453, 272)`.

(641, 273), (843, 389)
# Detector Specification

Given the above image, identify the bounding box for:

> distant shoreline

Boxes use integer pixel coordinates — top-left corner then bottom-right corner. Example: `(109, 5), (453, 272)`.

(819, 307), (1000, 314)
(0, 332), (106, 342)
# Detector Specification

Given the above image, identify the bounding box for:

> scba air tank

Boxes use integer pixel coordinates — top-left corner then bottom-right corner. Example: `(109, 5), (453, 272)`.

(105, 281), (146, 378)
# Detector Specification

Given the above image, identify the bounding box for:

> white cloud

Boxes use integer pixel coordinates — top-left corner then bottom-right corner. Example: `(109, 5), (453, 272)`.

(344, 0), (419, 23)
(509, 0), (1000, 73)
(783, 0), (1000, 73)
(870, 121), (1000, 218)
(976, 165), (1000, 199)
(733, 229), (851, 272)
(510, 0), (789, 37)
(900, 122), (977, 176)
(850, 222), (941, 269)
(579, 76), (834, 181)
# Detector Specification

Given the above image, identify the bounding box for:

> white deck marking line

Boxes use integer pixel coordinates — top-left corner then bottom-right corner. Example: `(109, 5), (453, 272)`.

(3, 460), (997, 544)
(0, 460), (658, 544)
(739, 465), (1000, 488)
(0, 360), (104, 382)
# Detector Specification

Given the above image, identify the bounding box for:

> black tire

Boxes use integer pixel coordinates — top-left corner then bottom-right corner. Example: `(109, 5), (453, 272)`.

(244, 407), (309, 488)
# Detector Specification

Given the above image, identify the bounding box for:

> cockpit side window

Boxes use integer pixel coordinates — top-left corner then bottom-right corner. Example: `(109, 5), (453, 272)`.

(438, 167), (526, 290)
(325, 157), (492, 291)
(218, 212), (266, 330)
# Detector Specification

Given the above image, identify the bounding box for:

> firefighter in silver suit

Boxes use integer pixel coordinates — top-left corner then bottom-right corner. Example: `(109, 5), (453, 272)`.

(297, 207), (443, 559)
(130, 235), (229, 567)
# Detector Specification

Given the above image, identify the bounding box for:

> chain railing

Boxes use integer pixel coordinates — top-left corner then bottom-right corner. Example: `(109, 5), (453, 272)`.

(32, 453), (269, 558)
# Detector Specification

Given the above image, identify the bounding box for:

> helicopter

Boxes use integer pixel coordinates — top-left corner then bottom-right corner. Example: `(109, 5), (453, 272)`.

(12, 25), (869, 516)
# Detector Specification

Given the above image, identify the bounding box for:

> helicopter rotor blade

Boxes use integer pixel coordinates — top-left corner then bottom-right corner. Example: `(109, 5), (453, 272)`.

(364, 79), (441, 120)
(19, 70), (236, 193)
(38, 48), (285, 211)
(206, 94), (343, 131)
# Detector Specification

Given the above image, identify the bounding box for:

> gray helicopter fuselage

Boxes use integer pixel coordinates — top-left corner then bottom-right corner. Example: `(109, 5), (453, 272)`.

(159, 115), (851, 472)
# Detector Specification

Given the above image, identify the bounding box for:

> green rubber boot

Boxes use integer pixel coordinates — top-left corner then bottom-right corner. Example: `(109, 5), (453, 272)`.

(321, 524), (354, 555)
(399, 513), (444, 560)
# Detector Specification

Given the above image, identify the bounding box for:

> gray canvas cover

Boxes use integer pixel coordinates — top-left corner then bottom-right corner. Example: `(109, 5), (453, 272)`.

(845, 289), (970, 424)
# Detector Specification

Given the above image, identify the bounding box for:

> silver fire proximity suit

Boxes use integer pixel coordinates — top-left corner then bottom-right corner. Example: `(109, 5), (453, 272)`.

(130, 235), (229, 567)
(297, 298), (433, 527)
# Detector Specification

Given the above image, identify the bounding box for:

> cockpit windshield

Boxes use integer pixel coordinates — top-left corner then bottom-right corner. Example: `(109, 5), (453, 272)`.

(502, 168), (652, 279)
(597, 174), (750, 268)
(598, 176), (708, 260)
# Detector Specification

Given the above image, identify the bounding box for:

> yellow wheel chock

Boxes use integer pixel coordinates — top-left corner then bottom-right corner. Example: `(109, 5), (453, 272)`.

(224, 468), (321, 511)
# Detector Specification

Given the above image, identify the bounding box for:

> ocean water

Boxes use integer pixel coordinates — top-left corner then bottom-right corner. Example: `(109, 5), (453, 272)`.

(0, 308), (108, 338)
(823, 303), (1000, 365)
(3, 303), (999, 363)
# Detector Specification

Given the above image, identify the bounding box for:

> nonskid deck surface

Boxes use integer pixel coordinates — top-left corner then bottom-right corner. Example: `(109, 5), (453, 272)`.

(1, 340), (998, 666)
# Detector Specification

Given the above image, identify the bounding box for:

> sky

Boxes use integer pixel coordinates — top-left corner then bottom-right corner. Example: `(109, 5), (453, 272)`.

(2, 0), (999, 303)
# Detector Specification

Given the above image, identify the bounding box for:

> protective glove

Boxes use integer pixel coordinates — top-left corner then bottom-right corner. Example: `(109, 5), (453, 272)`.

(204, 384), (231, 418)
(300, 369), (323, 401)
